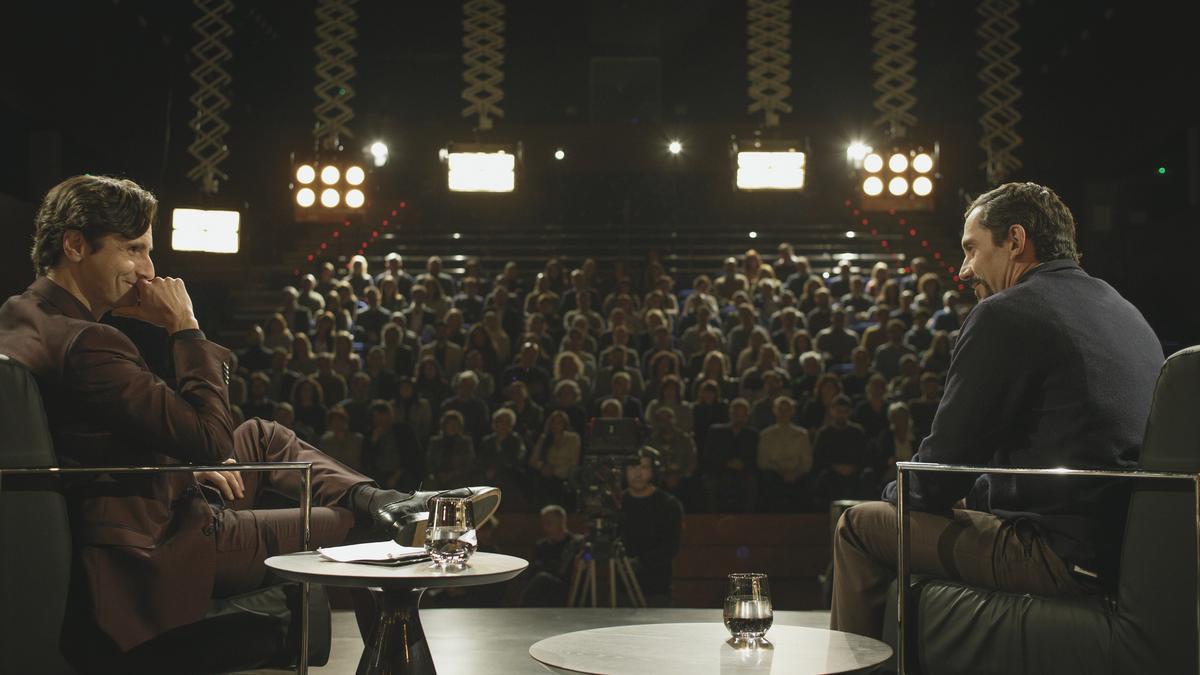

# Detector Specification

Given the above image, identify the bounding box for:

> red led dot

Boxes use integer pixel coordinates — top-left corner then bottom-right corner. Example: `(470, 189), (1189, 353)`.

(947, 266), (956, 274)
(391, 210), (398, 216)
(869, 228), (878, 236)
(844, 199), (853, 208)
(361, 242), (368, 248)
(958, 284), (965, 291)
(861, 218), (869, 226)
(888, 209), (896, 216)
(399, 202), (407, 209)
(920, 240), (929, 247)
(851, 209), (861, 216)
(342, 221), (350, 227)
(306, 255), (314, 262)
(371, 231), (379, 238)
(881, 241), (890, 248)
(319, 242), (327, 250)
(933, 252), (943, 260)
(952, 275), (960, 282)
(908, 228), (917, 237)
(332, 231), (339, 238)
(382, 219), (389, 226)
(292, 268), (299, 276)
(898, 218), (907, 226)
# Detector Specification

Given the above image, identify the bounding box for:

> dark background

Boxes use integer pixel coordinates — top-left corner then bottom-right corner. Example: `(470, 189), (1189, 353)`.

(1, 0), (1196, 347)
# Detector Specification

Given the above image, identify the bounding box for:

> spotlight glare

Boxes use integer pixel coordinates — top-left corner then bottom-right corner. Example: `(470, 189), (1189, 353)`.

(345, 166), (365, 186)
(748, 231), (758, 239)
(863, 153), (884, 173)
(863, 176), (884, 196)
(370, 141), (389, 157)
(847, 142), (872, 162)
(888, 176), (909, 196)
(320, 188), (340, 207)
(296, 188), (316, 207)
(171, 208), (239, 254)
(447, 151), (516, 192)
(320, 165), (340, 185)
(345, 189), (365, 208)
(554, 148), (566, 161)
(736, 151), (807, 190)
(913, 176), (934, 196)
(913, 153), (934, 173)
(295, 165), (316, 184)
(845, 231), (856, 239)
(668, 140), (683, 155)
(452, 232), (462, 240)
(889, 153), (909, 173)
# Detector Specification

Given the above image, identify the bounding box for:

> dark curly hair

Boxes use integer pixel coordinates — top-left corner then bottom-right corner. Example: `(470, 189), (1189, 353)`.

(965, 182), (1080, 263)
(31, 175), (157, 276)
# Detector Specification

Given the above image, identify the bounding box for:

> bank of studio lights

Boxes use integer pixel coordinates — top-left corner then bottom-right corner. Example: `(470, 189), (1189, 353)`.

(732, 138), (807, 191)
(293, 162), (366, 215)
(855, 144), (938, 210)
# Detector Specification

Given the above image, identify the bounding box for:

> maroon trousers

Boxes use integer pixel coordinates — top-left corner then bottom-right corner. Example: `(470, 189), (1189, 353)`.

(210, 419), (366, 597)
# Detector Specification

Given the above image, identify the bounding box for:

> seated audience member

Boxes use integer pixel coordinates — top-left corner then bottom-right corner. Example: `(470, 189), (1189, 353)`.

(702, 398), (759, 513)
(426, 410), (476, 490)
(502, 380), (545, 449)
(363, 345), (398, 400)
(363, 400), (423, 490)
(690, 350), (739, 402)
(644, 375), (694, 433)
(377, 275), (406, 314)
(519, 505), (585, 606)
(811, 395), (873, 505)
(929, 290), (961, 333)
(279, 286), (313, 335)
(238, 323), (273, 374)
(440, 370), (492, 447)
(830, 183), (1164, 640)
(266, 337), (298, 387)
(593, 371), (644, 421)
(319, 405), (364, 470)
(790, 350), (823, 402)
(740, 344), (788, 402)
(921, 331), (953, 376)
(331, 331), (361, 380)
(290, 333), (318, 375)
(530, 410), (582, 504)
(465, 350), (497, 401)
(553, 350), (594, 405)
(838, 347), (870, 405)
(872, 319), (915, 382)
(691, 378), (729, 450)
(840, 276), (874, 316)
(907, 371), (943, 440)
(806, 288), (834, 335)
(377, 252), (414, 297)
(356, 287), (392, 347)
(273, 402), (314, 444)
(415, 356), (452, 413)
(858, 306), (891, 357)
(465, 325), (500, 377)
(852, 374), (890, 439)
(869, 402), (915, 486)
(684, 330), (723, 381)
(619, 447), (685, 606)
(725, 303), (760, 363)
(548, 379), (588, 435)
(800, 373), (843, 433)
(339, 371), (374, 435)
(476, 408), (527, 486)
(403, 284), (437, 339)
(241, 371), (277, 421)
(757, 396), (813, 512)
(453, 277), (485, 325)
(291, 377), (328, 438)
(750, 370), (789, 430)
(346, 254), (374, 297)
(646, 407), (699, 497)
(420, 319), (465, 375)
(888, 353), (922, 403)
(311, 312), (337, 354)
(502, 340), (554, 405)
(904, 307), (934, 353)
(393, 376), (433, 443)
(598, 397), (624, 420)
(298, 273), (326, 314)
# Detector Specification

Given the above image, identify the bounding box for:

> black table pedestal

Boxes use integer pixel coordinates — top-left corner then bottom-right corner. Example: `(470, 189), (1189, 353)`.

(357, 587), (433, 675)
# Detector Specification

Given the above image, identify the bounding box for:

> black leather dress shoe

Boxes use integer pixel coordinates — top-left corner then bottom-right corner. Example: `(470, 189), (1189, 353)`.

(374, 486), (502, 546)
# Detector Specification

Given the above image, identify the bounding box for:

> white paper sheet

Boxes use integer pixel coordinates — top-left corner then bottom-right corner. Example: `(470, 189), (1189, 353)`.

(316, 540), (429, 563)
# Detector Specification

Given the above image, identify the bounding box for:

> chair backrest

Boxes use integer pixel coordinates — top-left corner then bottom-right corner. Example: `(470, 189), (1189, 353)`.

(0, 354), (76, 674)
(1115, 346), (1200, 673)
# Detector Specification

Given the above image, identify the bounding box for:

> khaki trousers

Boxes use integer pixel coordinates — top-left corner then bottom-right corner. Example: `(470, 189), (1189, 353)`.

(830, 501), (1095, 639)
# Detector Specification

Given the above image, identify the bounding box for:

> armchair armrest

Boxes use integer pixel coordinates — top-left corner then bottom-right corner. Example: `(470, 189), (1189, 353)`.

(892, 462), (1200, 675)
(0, 461), (316, 675)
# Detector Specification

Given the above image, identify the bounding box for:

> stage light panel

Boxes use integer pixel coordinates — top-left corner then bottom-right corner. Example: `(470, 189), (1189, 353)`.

(171, 208), (239, 254)
(446, 151), (516, 192)
(735, 151), (807, 190)
(320, 165), (340, 185)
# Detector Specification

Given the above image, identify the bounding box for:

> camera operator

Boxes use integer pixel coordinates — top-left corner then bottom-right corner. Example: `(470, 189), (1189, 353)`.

(618, 446), (685, 606)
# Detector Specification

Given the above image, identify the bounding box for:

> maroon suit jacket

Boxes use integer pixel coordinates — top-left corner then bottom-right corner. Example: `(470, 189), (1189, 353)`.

(0, 277), (235, 651)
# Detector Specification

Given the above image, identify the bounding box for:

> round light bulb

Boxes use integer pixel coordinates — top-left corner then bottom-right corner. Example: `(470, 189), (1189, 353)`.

(320, 188), (340, 207)
(370, 141), (388, 157)
(888, 176), (909, 196)
(554, 149), (566, 161)
(863, 153), (884, 173)
(320, 165), (340, 185)
(295, 165), (316, 185)
(889, 153), (909, 173)
(912, 153), (933, 173)
(913, 176), (933, 196)
(668, 140), (683, 155)
(345, 189), (365, 208)
(863, 176), (884, 196)
(345, 166), (365, 186)
(296, 187), (316, 207)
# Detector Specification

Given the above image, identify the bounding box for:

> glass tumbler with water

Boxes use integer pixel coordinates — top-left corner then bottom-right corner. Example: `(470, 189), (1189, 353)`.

(724, 573), (773, 644)
(424, 496), (477, 570)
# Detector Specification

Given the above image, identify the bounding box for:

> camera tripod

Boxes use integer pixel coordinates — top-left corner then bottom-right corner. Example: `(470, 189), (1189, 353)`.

(567, 537), (647, 608)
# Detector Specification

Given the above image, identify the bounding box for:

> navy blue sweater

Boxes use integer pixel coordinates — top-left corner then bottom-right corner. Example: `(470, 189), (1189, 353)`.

(884, 259), (1162, 580)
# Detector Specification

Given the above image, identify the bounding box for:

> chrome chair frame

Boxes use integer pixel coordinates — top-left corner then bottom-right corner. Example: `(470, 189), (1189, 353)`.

(0, 461), (315, 674)
(894, 461), (1200, 675)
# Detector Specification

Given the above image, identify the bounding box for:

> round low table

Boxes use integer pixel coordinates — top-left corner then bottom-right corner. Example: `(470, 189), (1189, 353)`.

(529, 622), (892, 674)
(266, 551), (527, 674)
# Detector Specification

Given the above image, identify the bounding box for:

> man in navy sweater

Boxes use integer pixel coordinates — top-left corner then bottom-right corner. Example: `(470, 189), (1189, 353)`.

(830, 182), (1163, 639)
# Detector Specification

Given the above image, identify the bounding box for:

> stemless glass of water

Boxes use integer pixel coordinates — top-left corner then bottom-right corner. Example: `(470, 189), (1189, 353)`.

(424, 496), (477, 570)
(724, 573), (773, 645)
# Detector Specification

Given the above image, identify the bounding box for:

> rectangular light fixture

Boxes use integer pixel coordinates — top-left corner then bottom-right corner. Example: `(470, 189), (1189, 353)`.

(446, 150), (516, 193)
(736, 150), (807, 190)
(171, 208), (240, 253)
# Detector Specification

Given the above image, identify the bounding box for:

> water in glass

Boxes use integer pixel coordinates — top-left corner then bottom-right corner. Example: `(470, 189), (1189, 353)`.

(724, 573), (773, 643)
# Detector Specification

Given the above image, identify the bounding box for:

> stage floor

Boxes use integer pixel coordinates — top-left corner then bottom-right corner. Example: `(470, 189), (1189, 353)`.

(244, 607), (834, 674)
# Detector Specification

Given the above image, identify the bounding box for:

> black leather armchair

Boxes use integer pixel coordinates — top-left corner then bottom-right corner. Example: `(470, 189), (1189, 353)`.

(886, 346), (1200, 674)
(0, 353), (330, 674)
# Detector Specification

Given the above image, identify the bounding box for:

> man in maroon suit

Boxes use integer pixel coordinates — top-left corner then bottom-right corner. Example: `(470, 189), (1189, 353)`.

(0, 175), (498, 655)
